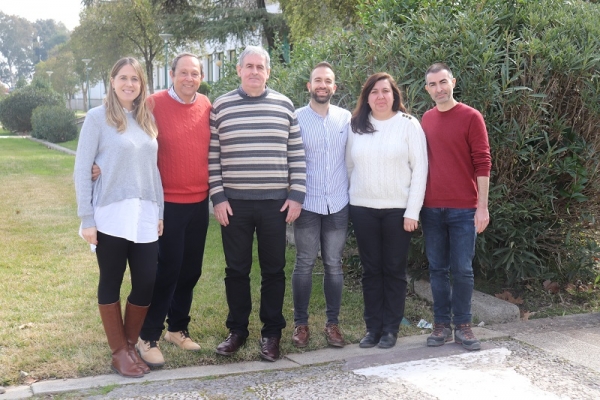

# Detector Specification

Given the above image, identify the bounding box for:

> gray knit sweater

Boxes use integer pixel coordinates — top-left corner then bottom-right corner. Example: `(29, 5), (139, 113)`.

(74, 105), (164, 229)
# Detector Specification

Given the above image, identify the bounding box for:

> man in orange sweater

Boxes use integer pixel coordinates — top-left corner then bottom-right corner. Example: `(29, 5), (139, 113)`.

(134, 53), (211, 367)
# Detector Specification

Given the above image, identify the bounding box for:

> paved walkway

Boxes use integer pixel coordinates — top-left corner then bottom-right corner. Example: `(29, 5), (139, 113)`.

(3, 313), (600, 399)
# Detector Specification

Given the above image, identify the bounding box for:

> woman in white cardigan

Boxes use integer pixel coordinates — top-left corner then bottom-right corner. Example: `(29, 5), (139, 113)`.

(346, 72), (428, 349)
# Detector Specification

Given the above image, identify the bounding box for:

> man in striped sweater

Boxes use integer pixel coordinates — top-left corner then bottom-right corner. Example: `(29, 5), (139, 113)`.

(209, 46), (306, 362)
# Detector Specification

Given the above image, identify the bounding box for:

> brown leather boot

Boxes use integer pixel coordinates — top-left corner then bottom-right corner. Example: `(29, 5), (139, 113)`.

(123, 301), (151, 373)
(98, 301), (144, 378)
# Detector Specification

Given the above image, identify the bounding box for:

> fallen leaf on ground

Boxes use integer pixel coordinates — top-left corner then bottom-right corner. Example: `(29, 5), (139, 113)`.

(24, 376), (38, 385)
(495, 290), (524, 304)
(521, 310), (536, 320)
(544, 281), (560, 294)
(543, 280), (551, 289)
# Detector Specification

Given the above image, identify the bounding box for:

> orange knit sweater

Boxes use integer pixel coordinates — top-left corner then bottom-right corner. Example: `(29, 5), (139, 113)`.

(150, 90), (211, 203)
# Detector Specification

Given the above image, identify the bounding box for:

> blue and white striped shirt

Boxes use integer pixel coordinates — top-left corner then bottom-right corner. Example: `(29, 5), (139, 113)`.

(296, 103), (351, 215)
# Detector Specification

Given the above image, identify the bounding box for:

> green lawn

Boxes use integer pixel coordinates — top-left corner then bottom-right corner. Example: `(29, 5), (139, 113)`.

(0, 138), (433, 386)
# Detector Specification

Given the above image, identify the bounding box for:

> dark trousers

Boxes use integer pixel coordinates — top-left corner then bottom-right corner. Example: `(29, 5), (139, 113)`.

(221, 199), (287, 339)
(95, 231), (158, 306)
(350, 205), (411, 334)
(140, 199), (209, 341)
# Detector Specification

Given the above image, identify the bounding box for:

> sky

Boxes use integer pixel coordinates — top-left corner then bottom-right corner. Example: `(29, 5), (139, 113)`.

(0, 0), (82, 31)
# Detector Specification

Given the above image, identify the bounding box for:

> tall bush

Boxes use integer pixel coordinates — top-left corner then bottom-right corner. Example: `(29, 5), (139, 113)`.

(208, 0), (600, 285)
(31, 105), (77, 143)
(0, 84), (63, 133)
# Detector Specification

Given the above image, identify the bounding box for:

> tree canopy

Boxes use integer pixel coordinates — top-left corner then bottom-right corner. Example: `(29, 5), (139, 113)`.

(0, 12), (69, 86)
(73, 0), (164, 93)
(279, 0), (359, 42)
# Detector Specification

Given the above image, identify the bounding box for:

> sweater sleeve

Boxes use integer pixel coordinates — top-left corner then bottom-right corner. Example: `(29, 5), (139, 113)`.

(155, 164), (164, 220)
(208, 104), (227, 205)
(286, 111), (306, 203)
(404, 118), (429, 220)
(73, 110), (101, 228)
(469, 110), (492, 177)
(345, 125), (355, 190)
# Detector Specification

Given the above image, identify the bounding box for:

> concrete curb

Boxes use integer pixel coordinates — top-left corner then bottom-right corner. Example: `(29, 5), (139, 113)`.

(26, 137), (76, 156)
(3, 328), (509, 399)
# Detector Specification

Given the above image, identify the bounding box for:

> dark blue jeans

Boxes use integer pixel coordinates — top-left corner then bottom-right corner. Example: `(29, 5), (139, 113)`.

(420, 207), (476, 325)
(350, 205), (410, 335)
(221, 199), (287, 339)
(140, 199), (209, 341)
(292, 205), (348, 326)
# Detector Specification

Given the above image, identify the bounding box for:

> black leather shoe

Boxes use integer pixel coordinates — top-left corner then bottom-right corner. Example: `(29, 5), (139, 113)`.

(378, 332), (397, 349)
(359, 331), (381, 348)
(216, 332), (246, 356)
(259, 337), (280, 362)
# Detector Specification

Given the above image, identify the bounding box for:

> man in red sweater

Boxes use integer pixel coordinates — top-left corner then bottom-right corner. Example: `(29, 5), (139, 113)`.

(135, 53), (212, 367)
(420, 63), (491, 351)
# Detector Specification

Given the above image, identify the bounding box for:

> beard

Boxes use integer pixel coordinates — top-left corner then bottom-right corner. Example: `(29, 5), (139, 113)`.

(310, 90), (332, 104)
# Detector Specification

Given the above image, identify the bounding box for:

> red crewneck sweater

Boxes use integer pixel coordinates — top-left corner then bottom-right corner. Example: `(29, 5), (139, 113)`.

(149, 90), (211, 203)
(421, 102), (491, 208)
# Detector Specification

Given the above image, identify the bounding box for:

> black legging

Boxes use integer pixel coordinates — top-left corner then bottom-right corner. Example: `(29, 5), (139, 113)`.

(95, 231), (158, 306)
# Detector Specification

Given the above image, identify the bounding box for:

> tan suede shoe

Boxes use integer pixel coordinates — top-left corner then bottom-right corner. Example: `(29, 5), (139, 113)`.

(164, 330), (201, 351)
(136, 338), (165, 368)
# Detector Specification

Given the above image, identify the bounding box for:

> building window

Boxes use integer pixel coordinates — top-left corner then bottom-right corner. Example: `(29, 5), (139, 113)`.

(217, 52), (224, 80)
(229, 50), (236, 64)
(207, 54), (213, 83)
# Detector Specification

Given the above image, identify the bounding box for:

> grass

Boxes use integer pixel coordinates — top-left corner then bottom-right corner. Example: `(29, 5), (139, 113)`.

(59, 138), (78, 151)
(0, 138), (433, 386)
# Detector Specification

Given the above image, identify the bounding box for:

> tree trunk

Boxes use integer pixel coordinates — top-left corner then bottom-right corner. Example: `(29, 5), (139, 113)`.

(146, 61), (155, 94)
(256, 0), (276, 50)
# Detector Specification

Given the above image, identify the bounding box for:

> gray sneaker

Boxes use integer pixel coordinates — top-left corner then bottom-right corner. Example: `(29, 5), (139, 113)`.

(427, 323), (452, 347)
(454, 323), (481, 351)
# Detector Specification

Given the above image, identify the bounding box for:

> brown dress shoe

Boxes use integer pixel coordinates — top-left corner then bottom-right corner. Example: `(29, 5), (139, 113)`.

(292, 325), (310, 348)
(324, 324), (345, 347)
(259, 337), (280, 362)
(216, 332), (246, 356)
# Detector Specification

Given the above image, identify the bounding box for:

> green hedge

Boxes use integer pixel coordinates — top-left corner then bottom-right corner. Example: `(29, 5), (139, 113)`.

(211, 0), (600, 285)
(31, 105), (77, 143)
(0, 83), (63, 133)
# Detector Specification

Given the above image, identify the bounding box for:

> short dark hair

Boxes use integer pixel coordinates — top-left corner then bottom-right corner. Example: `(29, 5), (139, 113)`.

(310, 61), (334, 80)
(171, 52), (203, 74)
(425, 62), (453, 82)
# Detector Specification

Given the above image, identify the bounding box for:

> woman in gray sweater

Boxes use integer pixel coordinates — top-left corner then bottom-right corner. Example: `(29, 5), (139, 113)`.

(74, 57), (163, 378)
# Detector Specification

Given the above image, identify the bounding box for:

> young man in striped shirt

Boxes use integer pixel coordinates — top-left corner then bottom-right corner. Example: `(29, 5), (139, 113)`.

(291, 62), (351, 349)
(209, 46), (306, 362)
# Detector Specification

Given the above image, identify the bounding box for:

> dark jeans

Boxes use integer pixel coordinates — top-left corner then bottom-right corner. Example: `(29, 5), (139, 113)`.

(95, 231), (158, 306)
(292, 205), (348, 326)
(350, 205), (411, 334)
(420, 207), (476, 325)
(221, 199), (287, 339)
(140, 199), (209, 341)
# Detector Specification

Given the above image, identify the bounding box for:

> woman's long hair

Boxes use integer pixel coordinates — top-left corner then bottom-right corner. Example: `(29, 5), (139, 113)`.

(350, 72), (406, 134)
(105, 57), (158, 138)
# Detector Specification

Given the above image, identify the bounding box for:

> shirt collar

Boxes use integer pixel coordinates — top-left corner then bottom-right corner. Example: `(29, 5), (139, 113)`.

(168, 85), (197, 104)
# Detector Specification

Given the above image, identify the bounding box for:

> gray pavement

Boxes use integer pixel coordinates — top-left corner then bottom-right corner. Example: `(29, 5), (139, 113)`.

(3, 313), (600, 399)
